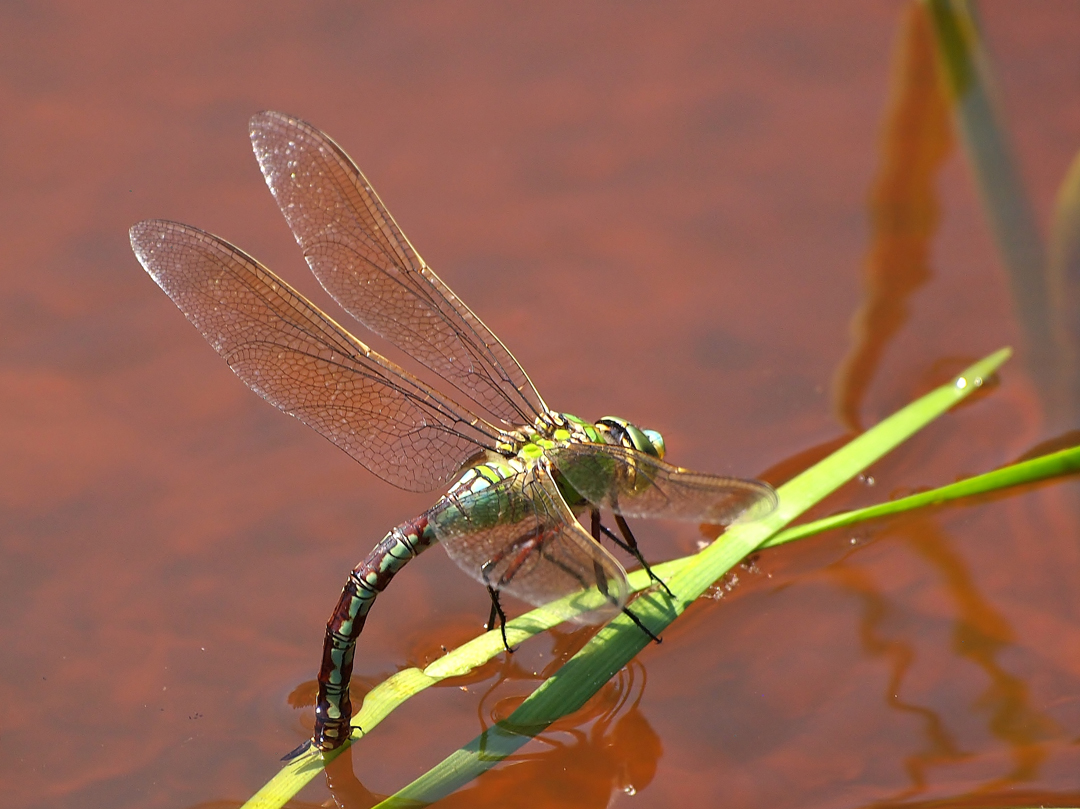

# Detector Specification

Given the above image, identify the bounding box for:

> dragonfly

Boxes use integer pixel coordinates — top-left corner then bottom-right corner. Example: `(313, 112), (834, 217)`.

(129, 111), (777, 754)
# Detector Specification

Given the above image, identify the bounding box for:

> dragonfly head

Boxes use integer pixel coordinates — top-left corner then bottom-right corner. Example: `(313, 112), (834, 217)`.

(596, 416), (666, 460)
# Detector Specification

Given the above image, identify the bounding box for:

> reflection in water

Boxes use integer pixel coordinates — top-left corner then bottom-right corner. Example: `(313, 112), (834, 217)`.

(324, 745), (384, 809)
(829, 556), (968, 800)
(312, 659), (658, 809)
(441, 661), (660, 809)
(831, 3), (953, 432)
(1012, 429), (1080, 465)
(829, 514), (1061, 803)
(905, 520), (1059, 790)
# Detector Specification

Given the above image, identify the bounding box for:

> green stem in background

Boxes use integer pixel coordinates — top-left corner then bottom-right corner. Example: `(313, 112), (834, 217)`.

(920, 0), (1080, 430)
(1048, 148), (1080, 410)
(921, 1), (1050, 354)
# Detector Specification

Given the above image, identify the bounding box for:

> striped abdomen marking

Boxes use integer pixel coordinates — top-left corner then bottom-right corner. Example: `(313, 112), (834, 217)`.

(313, 514), (436, 750)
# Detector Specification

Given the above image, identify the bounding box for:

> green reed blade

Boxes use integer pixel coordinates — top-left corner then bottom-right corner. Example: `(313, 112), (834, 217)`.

(762, 443), (1080, 549)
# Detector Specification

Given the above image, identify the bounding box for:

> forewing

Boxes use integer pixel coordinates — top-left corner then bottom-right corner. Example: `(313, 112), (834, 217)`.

(250, 111), (547, 428)
(548, 443), (778, 525)
(129, 220), (501, 493)
(428, 462), (629, 625)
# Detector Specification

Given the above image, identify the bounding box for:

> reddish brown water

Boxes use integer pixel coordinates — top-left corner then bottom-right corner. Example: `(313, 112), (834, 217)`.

(3, 2), (1080, 808)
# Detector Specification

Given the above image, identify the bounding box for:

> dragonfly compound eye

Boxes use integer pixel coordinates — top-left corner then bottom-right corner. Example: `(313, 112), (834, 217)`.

(642, 429), (666, 460)
(598, 417), (665, 459)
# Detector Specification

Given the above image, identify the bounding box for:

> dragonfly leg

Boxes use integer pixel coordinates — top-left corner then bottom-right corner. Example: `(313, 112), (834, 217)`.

(535, 535), (623, 613)
(544, 542), (661, 644)
(621, 605), (662, 644)
(485, 585), (514, 652)
(483, 527), (637, 633)
(591, 509), (674, 598)
(311, 514), (437, 752)
(481, 530), (544, 590)
(485, 528), (607, 602)
(486, 589), (499, 633)
(482, 527), (621, 611)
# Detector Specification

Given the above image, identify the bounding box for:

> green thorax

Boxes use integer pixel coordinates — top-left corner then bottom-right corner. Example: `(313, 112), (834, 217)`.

(505, 412), (600, 461)
(443, 412), (666, 508)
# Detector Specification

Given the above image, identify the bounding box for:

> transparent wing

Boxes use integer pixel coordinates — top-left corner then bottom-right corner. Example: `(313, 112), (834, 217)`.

(250, 111), (547, 429)
(130, 219), (502, 493)
(428, 462), (629, 625)
(548, 443), (778, 524)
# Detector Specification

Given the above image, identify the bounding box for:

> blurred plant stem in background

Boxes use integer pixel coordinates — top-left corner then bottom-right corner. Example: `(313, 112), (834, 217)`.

(835, 0), (1080, 431)
(1049, 152), (1080, 414)
(922, 0), (1077, 427)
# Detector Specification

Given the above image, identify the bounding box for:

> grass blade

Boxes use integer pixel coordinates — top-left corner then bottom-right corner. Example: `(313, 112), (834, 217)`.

(763, 443), (1080, 549)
